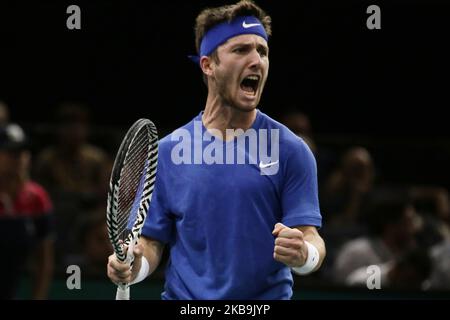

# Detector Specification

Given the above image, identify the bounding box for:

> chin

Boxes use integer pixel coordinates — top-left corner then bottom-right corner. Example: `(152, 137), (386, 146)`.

(236, 96), (261, 112)
(234, 103), (258, 112)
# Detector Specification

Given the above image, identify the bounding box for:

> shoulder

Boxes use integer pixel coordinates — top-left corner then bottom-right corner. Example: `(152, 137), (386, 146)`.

(256, 111), (317, 180)
(258, 111), (312, 155)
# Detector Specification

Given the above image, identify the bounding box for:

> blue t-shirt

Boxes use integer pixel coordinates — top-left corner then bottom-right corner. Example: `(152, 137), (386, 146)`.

(141, 110), (321, 299)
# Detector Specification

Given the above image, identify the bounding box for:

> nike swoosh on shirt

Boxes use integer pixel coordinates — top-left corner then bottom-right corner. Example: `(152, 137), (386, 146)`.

(242, 21), (261, 29)
(259, 161), (279, 169)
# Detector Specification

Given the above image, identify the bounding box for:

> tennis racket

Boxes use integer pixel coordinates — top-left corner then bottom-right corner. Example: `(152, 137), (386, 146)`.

(106, 118), (158, 300)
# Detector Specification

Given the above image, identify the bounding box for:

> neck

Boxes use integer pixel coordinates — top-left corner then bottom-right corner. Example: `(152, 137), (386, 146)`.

(202, 93), (257, 141)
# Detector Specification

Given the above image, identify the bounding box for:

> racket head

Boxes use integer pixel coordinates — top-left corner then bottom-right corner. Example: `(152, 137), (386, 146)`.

(106, 118), (158, 263)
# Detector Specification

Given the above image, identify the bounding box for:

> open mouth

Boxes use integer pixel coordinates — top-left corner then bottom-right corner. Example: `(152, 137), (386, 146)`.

(240, 75), (260, 96)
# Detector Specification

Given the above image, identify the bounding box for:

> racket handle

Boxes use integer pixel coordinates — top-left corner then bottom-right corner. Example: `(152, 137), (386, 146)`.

(116, 284), (130, 300)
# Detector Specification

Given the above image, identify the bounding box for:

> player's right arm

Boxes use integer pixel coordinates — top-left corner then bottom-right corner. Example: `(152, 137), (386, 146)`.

(107, 235), (164, 284)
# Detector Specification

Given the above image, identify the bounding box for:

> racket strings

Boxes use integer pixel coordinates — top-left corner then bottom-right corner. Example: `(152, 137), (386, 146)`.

(118, 141), (158, 233)
(116, 129), (151, 240)
(116, 170), (146, 238)
(116, 155), (148, 233)
(121, 142), (158, 231)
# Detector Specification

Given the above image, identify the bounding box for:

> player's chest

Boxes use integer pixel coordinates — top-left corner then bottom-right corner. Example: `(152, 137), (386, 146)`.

(170, 162), (280, 197)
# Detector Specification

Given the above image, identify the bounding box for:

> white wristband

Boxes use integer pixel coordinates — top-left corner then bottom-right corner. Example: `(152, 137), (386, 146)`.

(130, 257), (150, 285)
(291, 241), (320, 275)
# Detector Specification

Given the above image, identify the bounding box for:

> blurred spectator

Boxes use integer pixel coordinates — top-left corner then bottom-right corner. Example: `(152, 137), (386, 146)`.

(428, 240), (450, 290)
(333, 196), (422, 284)
(279, 108), (334, 184)
(34, 102), (111, 270)
(66, 207), (111, 279)
(318, 147), (377, 277)
(347, 247), (432, 290)
(405, 186), (450, 292)
(280, 109), (316, 153)
(0, 123), (54, 299)
(411, 186), (449, 221)
(322, 146), (375, 227)
(34, 102), (110, 197)
(80, 214), (111, 278)
(410, 186), (450, 247)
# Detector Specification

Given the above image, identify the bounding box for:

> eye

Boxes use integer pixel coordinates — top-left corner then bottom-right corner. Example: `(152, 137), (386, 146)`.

(258, 47), (268, 57)
(233, 47), (245, 54)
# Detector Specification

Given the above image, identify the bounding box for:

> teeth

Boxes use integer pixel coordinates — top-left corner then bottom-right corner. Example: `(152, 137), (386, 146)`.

(246, 75), (259, 81)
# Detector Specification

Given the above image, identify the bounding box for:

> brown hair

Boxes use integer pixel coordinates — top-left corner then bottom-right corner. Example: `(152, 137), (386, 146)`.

(194, 0), (272, 55)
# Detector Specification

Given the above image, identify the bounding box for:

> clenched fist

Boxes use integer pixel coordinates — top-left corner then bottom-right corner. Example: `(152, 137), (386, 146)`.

(272, 223), (308, 268)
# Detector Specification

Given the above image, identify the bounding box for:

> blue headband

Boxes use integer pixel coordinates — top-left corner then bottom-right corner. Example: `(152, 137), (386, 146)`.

(189, 16), (268, 66)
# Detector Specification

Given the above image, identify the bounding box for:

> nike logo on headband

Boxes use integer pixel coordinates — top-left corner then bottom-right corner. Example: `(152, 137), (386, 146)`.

(242, 21), (261, 29)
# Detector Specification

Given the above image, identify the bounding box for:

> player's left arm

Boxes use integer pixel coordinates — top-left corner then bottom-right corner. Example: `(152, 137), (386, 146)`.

(273, 223), (326, 272)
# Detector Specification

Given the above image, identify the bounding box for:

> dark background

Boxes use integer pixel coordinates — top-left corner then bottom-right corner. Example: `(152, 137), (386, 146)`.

(1, 0), (449, 134)
(1, 0), (449, 187)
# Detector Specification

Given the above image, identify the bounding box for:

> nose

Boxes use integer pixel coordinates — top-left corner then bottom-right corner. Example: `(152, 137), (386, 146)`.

(248, 49), (263, 70)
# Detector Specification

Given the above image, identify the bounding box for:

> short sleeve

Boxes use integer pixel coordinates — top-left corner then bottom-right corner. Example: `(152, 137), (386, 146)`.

(141, 148), (174, 244)
(281, 139), (322, 228)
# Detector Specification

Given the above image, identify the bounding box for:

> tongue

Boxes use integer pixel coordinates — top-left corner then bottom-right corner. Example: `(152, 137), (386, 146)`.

(241, 84), (254, 93)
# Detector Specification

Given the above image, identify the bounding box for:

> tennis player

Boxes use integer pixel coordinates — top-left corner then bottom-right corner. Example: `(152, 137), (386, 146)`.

(107, 0), (326, 299)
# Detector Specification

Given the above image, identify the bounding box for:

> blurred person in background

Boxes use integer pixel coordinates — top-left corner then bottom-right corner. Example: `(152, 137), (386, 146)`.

(80, 213), (111, 278)
(35, 102), (110, 197)
(280, 109), (316, 154)
(333, 196), (422, 284)
(322, 147), (376, 227)
(346, 247), (432, 290)
(410, 186), (450, 246)
(0, 123), (54, 299)
(279, 108), (335, 185)
(318, 147), (376, 278)
(66, 208), (112, 279)
(409, 186), (450, 290)
(428, 239), (450, 290)
(34, 102), (111, 272)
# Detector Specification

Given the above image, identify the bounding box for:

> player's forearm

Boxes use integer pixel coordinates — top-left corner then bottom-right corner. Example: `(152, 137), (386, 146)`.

(140, 236), (164, 275)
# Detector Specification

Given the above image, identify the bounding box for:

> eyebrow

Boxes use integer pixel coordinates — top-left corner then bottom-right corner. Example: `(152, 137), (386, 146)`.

(230, 41), (269, 51)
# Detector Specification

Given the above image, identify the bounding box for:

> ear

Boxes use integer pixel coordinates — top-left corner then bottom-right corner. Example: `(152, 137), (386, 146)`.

(200, 56), (214, 77)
